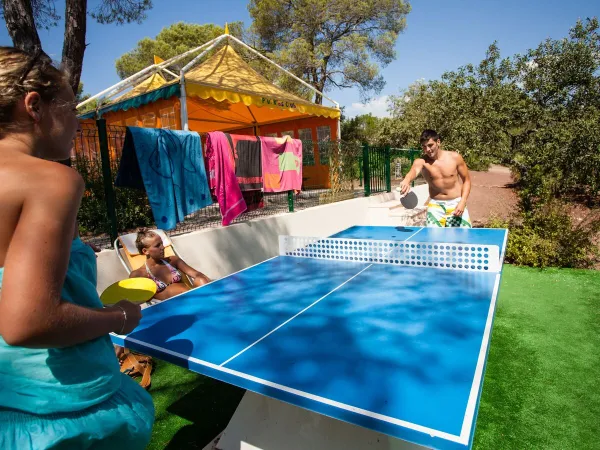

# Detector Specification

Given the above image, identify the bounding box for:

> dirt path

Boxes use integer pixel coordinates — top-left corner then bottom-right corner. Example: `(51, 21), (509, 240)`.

(466, 165), (518, 226)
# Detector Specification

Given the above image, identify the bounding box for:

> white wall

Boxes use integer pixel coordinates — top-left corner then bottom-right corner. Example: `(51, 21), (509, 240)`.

(96, 191), (429, 294)
(97, 195), (370, 293)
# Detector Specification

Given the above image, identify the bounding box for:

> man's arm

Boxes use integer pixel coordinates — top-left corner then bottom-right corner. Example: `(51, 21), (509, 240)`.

(453, 154), (471, 216)
(399, 159), (425, 194)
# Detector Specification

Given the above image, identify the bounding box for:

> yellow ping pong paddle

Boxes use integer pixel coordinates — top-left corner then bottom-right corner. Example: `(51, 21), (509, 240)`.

(100, 277), (157, 305)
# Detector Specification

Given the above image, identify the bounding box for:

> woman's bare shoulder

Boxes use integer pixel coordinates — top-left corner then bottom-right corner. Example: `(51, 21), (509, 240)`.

(0, 153), (83, 196)
(130, 267), (146, 278)
(165, 255), (180, 264)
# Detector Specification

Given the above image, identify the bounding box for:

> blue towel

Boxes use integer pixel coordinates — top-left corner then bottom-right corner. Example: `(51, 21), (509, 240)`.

(115, 133), (145, 190)
(120, 127), (213, 230)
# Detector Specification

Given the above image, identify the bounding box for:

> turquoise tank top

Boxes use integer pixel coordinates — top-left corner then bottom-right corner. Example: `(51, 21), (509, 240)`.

(0, 237), (122, 414)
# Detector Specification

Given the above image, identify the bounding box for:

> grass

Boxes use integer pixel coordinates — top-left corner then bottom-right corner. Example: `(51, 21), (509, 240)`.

(146, 265), (600, 449)
(474, 265), (600, 449)
(146, 362), (244, 450)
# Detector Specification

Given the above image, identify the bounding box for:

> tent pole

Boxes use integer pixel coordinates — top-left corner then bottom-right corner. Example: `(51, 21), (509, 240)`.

(181, 35), (228, 73)
(77, 36), (225, 110)
(161, 68), (179, 79)
(179, 34), (229, 131)
(99, 71), (169, 104)
(77, 64), (160, 109)
(180, 73), (189, 131)
(227, 35), (339, 109)
(155, 35), (223, 69)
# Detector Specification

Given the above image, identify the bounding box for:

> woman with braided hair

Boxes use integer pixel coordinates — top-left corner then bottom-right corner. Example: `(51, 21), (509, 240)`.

(130, 228), (211, 303)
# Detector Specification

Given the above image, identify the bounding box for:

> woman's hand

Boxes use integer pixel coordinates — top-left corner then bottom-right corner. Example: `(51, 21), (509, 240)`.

(86, 242), (102, 253)
(111, 300), (142, 335)
(192, 274), (211, 287)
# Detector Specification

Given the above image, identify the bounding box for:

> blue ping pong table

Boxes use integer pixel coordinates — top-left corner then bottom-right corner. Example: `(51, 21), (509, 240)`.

(112, 225), (508, 450)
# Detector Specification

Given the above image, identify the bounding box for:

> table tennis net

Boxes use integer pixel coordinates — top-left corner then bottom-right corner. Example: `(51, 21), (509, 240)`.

(279, 236), (501, 272)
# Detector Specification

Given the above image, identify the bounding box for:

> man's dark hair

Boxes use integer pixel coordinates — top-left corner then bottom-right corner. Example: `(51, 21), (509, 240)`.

(419, 129), (441, 144)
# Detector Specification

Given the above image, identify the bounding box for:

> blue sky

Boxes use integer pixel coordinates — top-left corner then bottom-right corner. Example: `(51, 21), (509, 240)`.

(1, 0), (598, 117)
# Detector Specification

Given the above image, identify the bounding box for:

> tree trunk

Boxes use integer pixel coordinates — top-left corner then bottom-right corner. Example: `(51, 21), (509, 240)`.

(62, 0), (87, 95)
(313, 76), (328, 105)
(311, 68), (322, 105)
(2, 0), (43, 53)
(58, 0), (87, 168)
(317, 79), (327, 105)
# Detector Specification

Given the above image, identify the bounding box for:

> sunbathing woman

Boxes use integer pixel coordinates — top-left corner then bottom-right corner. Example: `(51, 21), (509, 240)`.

(0, 47), (153, 449)
(129, 228), (211, 301)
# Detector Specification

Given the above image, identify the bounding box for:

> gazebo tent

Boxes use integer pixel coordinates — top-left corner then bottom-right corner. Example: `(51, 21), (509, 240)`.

(78, 31), (341, 188)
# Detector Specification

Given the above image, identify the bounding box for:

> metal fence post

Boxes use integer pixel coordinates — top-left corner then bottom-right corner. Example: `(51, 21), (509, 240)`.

(409, 149), (417, 187)
(384, 146), (391, 192)
(358, 154), (363, 187)
(96, 119), (118, 245)
(287, 190), (294, 212)
(362, 144), (371, 197)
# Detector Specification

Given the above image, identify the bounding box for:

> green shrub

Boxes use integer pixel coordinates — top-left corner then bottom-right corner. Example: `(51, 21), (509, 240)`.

(115, 188), (154, 231)
(488, 201), (600, 269)
(77, 179), (153, 236)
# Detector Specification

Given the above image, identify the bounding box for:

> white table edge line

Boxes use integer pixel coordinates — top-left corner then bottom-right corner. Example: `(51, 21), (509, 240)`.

(122, 336), (465, 444)
(458, 272), (502, 444)
(500, 229), (509, 263)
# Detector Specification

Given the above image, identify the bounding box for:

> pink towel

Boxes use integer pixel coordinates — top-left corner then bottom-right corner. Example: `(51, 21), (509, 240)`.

(259, 136), (303, 192)
(206, 131), (247, 225)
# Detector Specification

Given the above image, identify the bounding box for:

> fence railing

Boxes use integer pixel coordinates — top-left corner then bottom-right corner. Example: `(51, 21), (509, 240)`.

(390, 147), (422, 187)
(72, 120), (422, 248)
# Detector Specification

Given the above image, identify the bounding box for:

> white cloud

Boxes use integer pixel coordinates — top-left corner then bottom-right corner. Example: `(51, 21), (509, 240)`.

(346, 95), (390, 118)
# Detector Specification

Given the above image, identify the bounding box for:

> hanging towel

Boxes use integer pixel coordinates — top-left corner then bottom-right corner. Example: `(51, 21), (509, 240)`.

(225, 134), (263, 191)
(242, 190), (265, 212)
(225, 134), (263, 212)
(206, 131), (247, 225)
(115, 135), (145, 190)
(260, 136), (303, 192)
(120, 127), (212, 230)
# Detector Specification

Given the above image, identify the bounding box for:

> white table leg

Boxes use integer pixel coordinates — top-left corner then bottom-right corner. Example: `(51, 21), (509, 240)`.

(204, 391), (429, 450)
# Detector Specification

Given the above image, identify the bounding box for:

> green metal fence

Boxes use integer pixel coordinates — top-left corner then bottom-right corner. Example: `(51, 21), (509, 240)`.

(360, 146), (421, 196)
(72, 121), (426, 248)
(72, 122), (370, 248)
(362, 145), (390, 195)
(390, 147), (422, 188)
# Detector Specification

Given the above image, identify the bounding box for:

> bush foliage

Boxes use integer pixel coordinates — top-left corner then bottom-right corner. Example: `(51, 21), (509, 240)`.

(348, 18), (600, 201)
(78, 179), (153, 236)
(488, 201), (600, 269)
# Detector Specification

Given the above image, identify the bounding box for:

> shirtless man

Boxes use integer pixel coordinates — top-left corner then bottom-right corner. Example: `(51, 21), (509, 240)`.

(399, 129), (472, 228)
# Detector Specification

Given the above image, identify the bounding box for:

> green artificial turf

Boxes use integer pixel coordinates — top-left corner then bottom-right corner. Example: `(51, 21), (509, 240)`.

(146, 265), (600, 449)
(474, 265), (600, 449)
(145, 362), (244, 450)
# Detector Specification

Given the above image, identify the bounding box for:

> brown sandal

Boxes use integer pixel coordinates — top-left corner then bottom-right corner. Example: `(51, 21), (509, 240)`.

(118, 347), (154, 390)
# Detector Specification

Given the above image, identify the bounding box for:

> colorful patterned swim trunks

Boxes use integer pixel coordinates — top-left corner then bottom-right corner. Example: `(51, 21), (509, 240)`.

(426, 197), (472, 228)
